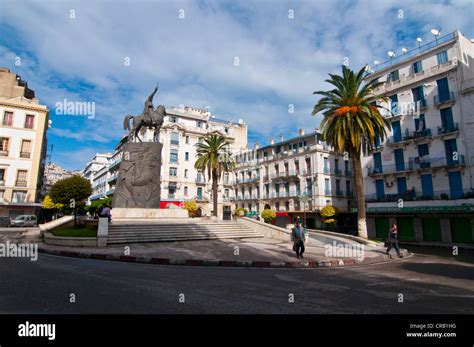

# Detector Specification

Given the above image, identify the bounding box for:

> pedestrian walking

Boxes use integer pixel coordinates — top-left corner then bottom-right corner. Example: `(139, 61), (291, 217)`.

(386, 224), (403, 258)
(291, 218), (308, 259)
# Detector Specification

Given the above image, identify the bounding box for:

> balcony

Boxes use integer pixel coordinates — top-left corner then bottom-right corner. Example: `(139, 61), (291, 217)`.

(437, 123), (459, 136)
(195, 177), (206, 184)
(388, 129), (433, 146)
(0, 180), (4, 186)
(107, 174), (119, 183)
(20, 151), (31, 159)
(0, 150), (8, 157)
(366, 188), (474, 202)
(434, 91), (455, 107)
(15, 180), (28, 187)
(324, 189), (331, 196)
(170, 139), (180, 146)
(368, 155), (465, 176)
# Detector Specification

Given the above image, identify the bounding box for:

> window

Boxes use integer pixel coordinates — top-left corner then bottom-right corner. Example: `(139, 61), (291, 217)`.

(196, 121), (203, 128)
(0, 190), (4, 202)
(412, 60), (422, 74)
(185, 152), (189, 161)
(170, 116), (177, 123)
(185, 136), (190, 144)
(389, 94), (398, 114)
(418, 144), (429, 157)
(0, 168), (5, 183)
(414, 114), (426, 132)
(184, 169), (188, 178)
(224, 189), (229, 198)
(16, 170), (27, 186)
(24, 115), (35, 129)
(169, 167), (178, 176)
(170, 149), (178, 163)
(12, 190), (27, 203)
(2, 111), (13, 126)
(170, 132), (179, 145)
(184, 186), (188, 196)
(389, 70), (399, 82)
(0, 138), (9, 155)
(168, 184), (177, 198)
(324, 179), (330, 195)
(197, 187), (203, 200)
(20, 140), (32, 158)
(437, 50), (448, 65)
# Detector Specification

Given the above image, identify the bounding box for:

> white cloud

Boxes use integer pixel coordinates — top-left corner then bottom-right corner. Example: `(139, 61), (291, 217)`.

(0, 0), (472, 169)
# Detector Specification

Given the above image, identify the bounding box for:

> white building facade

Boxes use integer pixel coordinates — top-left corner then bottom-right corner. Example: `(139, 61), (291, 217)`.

(86, 106), (248, 219)
(0, 67), (49, 218)
(234, 130), (355, 229)
(362, 30), (474, 244)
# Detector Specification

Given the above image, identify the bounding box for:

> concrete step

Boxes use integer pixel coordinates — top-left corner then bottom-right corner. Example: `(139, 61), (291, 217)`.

(107, 235), (263, 245)
(106, 220), (263, 244)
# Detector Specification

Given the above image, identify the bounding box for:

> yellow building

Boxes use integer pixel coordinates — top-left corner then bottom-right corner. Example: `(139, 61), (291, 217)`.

(0, 67), (49, 218)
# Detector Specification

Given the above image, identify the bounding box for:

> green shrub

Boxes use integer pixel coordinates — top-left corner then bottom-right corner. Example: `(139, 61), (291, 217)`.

(234, 207), (248, 217)
(260, 209), (276, 223)
(184, 201), (199, 218)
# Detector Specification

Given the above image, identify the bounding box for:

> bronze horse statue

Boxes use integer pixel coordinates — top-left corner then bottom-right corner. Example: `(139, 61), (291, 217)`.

(123, 86), (165, 142)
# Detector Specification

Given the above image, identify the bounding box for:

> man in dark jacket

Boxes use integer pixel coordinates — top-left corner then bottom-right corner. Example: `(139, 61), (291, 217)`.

(386, 224), (403, 258)
(291, 219), (307, 259)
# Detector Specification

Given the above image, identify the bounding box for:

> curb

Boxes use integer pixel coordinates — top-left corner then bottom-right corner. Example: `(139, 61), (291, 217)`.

(37, 246), (398, 268)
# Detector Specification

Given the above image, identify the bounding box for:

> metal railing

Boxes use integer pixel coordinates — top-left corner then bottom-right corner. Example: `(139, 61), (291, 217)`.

(437, 123), (459, 135)
(368, 155), (465, 175)
(366, 188), (474, 202)
(434, 91), (455, 106)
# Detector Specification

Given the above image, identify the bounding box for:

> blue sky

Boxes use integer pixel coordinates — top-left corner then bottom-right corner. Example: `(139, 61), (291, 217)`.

(1, 0), (473, 170)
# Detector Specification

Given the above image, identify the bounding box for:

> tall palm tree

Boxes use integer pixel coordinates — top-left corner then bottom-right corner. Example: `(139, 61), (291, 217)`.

(195, 134), (236, 218)
(312, 65), (391, 238)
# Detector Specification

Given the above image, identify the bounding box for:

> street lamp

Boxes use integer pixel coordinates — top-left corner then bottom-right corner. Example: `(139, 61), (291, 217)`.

(417, 37), (423, 50)
(431, 28), (441, 43)
(299, 193), (310, 229)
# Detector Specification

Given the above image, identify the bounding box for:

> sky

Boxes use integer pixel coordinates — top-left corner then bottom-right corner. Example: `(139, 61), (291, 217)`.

(0, 0), (473, 170)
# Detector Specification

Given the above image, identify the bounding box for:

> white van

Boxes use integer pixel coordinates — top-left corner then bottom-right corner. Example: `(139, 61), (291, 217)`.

(10, 215), (38, 227)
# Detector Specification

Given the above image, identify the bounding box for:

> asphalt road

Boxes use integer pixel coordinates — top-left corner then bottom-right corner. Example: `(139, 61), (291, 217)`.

(0, 248), (472, 314)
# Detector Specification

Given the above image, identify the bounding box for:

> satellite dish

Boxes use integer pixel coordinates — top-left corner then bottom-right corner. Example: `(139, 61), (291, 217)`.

(416, 37), (423, 42)
(401, 47), (407, 53)
(373, 60), (380, 65)
(387, 51), (395, 57)
(430, 29), (440, 36)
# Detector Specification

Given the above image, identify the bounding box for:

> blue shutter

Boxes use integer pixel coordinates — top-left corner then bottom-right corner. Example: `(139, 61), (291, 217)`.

(437, 50), (448, 65)
(394, 149), (405, 171)
(421, 174), (434, 198)
(448, 171), (463, 199)
(392, 121), (401, 142)
(437, 78), (450, 102)
(373, 152), (382, 173)
(397, 177), (407, 194)
(375, 180), (385, 199)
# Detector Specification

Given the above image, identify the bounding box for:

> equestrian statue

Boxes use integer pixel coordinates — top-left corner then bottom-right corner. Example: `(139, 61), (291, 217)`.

(123, 85), (165, 142)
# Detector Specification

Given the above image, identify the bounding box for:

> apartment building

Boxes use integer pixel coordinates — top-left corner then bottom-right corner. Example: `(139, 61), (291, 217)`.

(0, 67), (49, 218)
(362, 30), (474, 244)
(43, 162), (81, 193)
(234, 129), (354, 229)
(87, 106), (247, 219)
(82, 152), (112, 203)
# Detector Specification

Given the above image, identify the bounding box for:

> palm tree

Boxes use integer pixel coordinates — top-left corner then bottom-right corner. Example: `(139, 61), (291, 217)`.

(195, 134), (236, 218)
(312, 65), (391, 238)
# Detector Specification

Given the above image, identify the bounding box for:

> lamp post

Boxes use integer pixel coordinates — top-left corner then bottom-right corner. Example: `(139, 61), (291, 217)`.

(299, 193), (309, 229)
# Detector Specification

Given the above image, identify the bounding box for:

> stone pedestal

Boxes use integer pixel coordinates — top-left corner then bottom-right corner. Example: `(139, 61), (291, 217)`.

(112, 142), (162, 208)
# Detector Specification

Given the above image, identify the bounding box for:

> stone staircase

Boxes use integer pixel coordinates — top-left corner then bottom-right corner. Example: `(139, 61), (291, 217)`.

(107, 220), (264, 244)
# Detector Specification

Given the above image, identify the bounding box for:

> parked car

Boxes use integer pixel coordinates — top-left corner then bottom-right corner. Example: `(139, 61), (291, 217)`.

(0, 216), (11, 227)
(10, 215), (38, 227)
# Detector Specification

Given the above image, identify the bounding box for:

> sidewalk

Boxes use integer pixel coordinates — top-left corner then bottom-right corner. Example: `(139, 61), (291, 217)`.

(12, 229), (409, 268)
